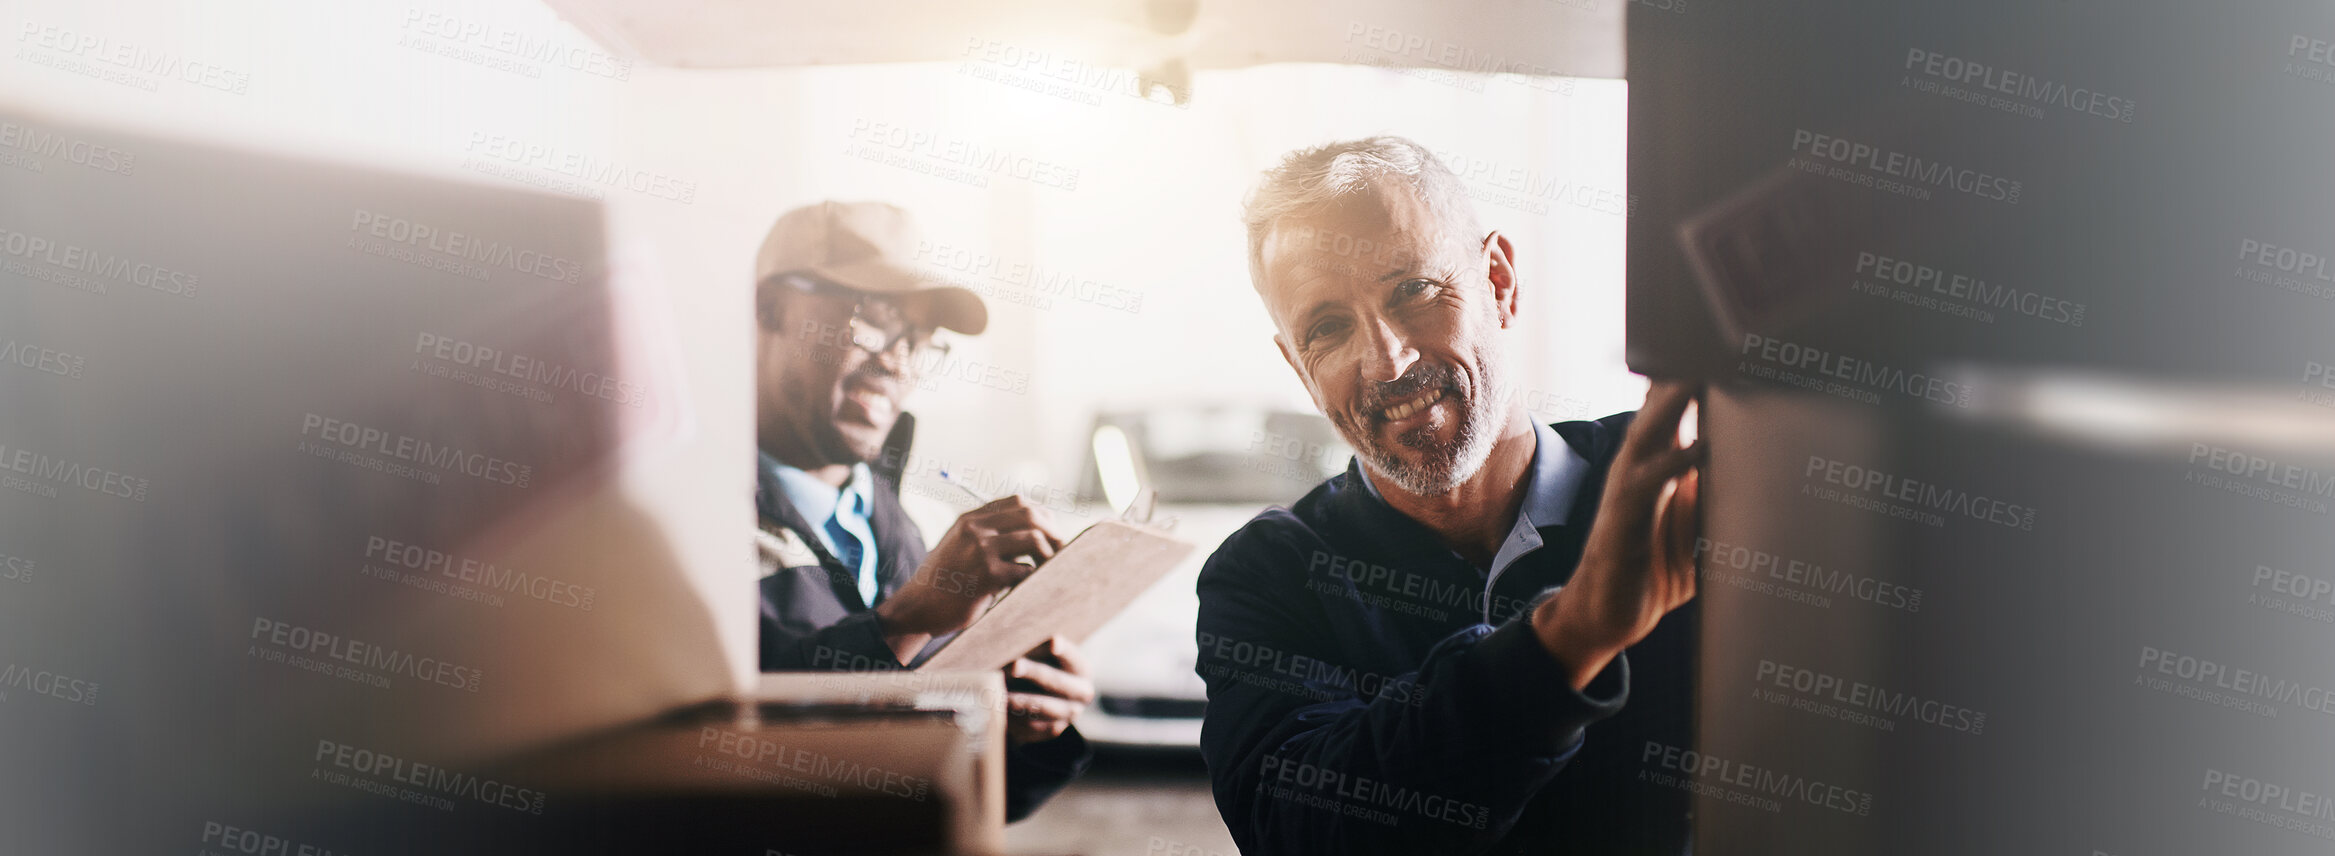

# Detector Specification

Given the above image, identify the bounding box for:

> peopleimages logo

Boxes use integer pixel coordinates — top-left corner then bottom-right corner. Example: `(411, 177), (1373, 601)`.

(298, 413), (533, 487)
(912, 241), (1145, 314)
(1339, 22), (1577, 94)
(15, 21), (253, 94)
(0, 661), (100, 705)
(1196, 631), (1428, 706)
(363, 535), (596, 611)
(2200, 769), (2335, 841)
(1696, 538), (1923, 612)
(1435, 149), (1637, 218)
(351, 209), (587, 284)
(2138, 645), (2335, 717)
(0, 442), (151, 501)
(1739, 333), (1975, 407)
(845, 119), (1082, 191)
(959, 37), (1189, 107)
(313, 739), (545, 814)
(0, 120), (135, 174)
(463, 133), (696, 203)
(1853, 251), (2086, 327)
(250, 617), (484, 692)
(0, 337), (86, 378)
(0, 550), (34, 584)
(2255, 564), (2335, 607)
(2190, 444), (2335, 499)
(413, 333), (643, 407)
(1901, 47), (2137, 122)
(1789, 129), (2024, 204)
(1806, 455), (2039, 531)
(1641, 741), (1874, 816)
(1258, 754), (1494, 829)
(401, 8), (632, 81)
(198, 821), (348, 856)
(0, 225), (200, 296)
(698, 726), (933, 801)
(1755, 659), (1987, 734)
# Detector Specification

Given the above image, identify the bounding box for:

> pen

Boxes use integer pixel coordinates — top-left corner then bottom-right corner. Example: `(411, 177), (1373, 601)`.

(936, 468), (990, 506)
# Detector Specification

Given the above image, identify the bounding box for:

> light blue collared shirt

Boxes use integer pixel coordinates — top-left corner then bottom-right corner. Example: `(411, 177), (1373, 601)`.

(1356, 420), (1591, 622)
(768, 459), (883, 606)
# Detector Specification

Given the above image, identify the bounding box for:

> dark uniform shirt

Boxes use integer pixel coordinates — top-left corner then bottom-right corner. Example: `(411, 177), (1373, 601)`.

(756, 417), (1090, 822)
(1196, 413), (1697, 855)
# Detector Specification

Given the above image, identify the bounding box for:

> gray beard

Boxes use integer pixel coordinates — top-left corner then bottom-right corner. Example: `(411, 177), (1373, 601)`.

(1355, 407), (1496, 494)
(1344, 361), (1509, 495)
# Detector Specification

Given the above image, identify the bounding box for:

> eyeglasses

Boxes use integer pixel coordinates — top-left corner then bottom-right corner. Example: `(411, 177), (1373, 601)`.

(780, 274), (953, 361)
(843, 300), (953, 361)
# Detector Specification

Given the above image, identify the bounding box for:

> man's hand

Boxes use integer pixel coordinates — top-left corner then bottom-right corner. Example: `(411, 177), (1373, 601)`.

(1004, 636), (1095, 746)
(1532, 380), (1704, 690)
(873, 495), (1066, 662)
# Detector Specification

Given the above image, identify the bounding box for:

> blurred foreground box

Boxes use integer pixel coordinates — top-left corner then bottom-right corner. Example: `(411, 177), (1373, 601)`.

(296, 672), (1008, 855)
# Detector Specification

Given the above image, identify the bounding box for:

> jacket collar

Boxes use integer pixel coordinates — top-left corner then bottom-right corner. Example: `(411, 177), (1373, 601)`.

(757, 450), (844, 571)
(755, 414), (930, 604)
(1352, 420), (1589, 532)
(755, 411), (918, 533)
(766, 458), (874, 531)
(1331, 420), (1599, 576)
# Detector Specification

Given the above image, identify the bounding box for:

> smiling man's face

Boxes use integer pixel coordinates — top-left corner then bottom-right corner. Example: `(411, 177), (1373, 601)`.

(755, 283), (932, 468)
(1257, 180), (1519, 495)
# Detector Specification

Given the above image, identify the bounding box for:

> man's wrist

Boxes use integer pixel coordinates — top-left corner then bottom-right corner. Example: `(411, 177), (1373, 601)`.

(869, 598), (937, 664)
(1461, 616), (1631, 755)
(874, 590), (944, 636)
(1531, 586), (1621, 692)
(875, 579), (992, 637)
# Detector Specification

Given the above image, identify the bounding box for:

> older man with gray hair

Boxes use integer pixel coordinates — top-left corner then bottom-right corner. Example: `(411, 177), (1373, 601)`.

(1195, 136), (1703, 854)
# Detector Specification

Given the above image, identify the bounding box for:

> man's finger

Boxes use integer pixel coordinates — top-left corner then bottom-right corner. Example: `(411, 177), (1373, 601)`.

(1658, 467), (1703, 573)
(1035, 518), (1069, 553)
(988, 529), (1057, 564)
(1627, 380), (1703, 456)
(1008, 656), (1098, 705)
(974, 494), (1034, 515)
(1031, 635), (1093, 678)
(1007, 716), (1070, 744)
(956, 497), (1021, 534)
(1010, 512), (1071, 554)
(987, 556), (1039, 586)
(972, 504), (1071, 553)
(1652, 437), (1706, 479)
(1614, 438), (1703, 508)
(1007, 692), (1081, 727)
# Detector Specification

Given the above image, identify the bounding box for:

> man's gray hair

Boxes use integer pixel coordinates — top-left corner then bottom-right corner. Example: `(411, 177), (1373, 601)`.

(1240, 135), (1482, 288)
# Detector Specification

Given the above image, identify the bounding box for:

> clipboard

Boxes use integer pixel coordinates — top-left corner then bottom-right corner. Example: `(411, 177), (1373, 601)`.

(915, 520), (1195, 673)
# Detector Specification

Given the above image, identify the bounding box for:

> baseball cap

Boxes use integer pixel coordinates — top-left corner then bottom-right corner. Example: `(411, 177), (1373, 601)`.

(754, 200), (989, 335)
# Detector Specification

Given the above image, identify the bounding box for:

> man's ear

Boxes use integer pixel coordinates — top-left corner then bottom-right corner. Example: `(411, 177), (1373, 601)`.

(1483, 231), (1520, 327)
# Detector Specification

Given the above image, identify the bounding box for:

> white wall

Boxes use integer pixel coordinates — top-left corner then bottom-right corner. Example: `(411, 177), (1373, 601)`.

(756, 60), (1642, 494)
(3, 0), (1642, 672)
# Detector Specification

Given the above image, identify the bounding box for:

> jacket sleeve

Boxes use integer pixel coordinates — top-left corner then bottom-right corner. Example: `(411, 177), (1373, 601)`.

(758, 603), (903, 672)
(1195, 523), (1630, 856)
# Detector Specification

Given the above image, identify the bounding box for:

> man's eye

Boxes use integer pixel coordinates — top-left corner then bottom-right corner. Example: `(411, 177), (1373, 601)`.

(1306, 318), (1348, 347)
(1395, 279), (1436, 301)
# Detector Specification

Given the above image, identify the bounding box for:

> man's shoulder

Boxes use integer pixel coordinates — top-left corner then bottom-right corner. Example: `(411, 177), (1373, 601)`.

(1197, 472), (1353, 582)
(1552, 410), (1638, 467)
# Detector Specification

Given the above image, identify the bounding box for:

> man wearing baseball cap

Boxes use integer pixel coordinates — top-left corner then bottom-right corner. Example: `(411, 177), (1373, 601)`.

(752, 200), (1092, 821)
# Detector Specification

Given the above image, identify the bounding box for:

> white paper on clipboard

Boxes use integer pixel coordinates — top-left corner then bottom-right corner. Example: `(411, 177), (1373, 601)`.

(915, 520), (1194, 673)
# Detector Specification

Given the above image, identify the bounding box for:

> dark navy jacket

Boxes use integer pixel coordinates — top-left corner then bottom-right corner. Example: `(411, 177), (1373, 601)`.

(1195, 413), (1697, 855)
(756, 416), (1090, 823)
